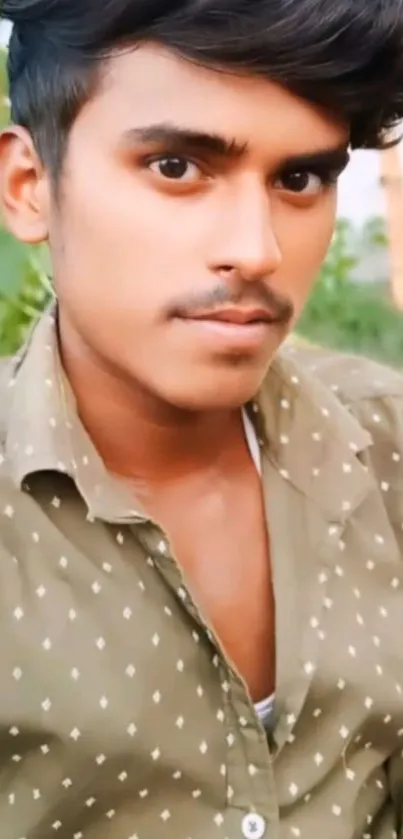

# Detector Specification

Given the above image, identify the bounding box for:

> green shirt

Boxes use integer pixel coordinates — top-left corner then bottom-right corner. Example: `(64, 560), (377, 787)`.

(1, 309), (403, 839)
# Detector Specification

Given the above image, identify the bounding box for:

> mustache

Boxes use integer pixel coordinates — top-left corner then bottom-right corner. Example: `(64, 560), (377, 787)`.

(166, 283), (294, 324)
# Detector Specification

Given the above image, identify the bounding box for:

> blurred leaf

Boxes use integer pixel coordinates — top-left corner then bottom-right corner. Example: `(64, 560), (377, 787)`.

(0, 229), (31, 298)
(362, 215), (388, 248)
(295, 219), (403, 368)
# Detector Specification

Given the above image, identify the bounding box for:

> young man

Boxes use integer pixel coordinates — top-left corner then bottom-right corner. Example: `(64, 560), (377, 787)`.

(0, 1), (403, 837)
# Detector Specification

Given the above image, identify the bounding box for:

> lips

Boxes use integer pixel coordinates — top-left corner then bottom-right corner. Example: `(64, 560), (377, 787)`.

(184, 307), (275, 325)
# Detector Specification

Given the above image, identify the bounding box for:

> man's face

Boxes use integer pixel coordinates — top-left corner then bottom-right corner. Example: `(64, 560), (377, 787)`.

(40, 46), (349, 408)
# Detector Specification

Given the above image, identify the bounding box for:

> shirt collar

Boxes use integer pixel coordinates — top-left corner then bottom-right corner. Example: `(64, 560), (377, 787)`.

(5, 308), (141, 523)
(4, 309), (374, 524)
(251, 347), (373, 523)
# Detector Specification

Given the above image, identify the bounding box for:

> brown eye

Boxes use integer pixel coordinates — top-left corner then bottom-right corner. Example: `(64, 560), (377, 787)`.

(275, 171), (324, 195)
(148, 157), (202, 182)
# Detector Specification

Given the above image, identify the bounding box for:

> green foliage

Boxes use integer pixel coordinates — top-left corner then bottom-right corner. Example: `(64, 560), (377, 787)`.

(0, 47), (8, 129)
(295, 218), (403, 368)
(0, 234), (52, 355)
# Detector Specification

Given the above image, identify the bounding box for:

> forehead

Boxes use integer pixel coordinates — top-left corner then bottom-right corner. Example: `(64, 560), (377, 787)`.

(79, 43), (348, 156)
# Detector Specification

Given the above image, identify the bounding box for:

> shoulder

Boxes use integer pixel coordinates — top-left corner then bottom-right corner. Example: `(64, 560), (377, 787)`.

(0, 351), (35, 504)
(0, 355), (17, 447)
(287, 343), (403, 489)
(287, 343), (403, 402)
(286, 342), (403, 411)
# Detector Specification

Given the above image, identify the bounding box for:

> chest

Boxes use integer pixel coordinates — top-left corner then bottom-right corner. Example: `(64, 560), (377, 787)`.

(155, 474), (276, 702)
(2, 473), (403, 839)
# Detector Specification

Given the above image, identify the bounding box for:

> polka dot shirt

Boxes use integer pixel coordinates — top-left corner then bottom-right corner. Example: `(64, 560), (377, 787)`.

(0, 311), (403, 838)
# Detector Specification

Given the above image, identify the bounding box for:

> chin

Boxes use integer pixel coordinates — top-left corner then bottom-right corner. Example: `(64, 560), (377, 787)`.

(168, 365), (270, 412)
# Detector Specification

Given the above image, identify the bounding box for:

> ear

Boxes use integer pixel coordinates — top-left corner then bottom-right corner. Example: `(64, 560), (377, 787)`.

(0, 125), (51, 244)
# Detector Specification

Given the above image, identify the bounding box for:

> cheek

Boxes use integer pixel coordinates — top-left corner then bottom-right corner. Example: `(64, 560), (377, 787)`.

(58, 165), (204, 310)
(274, 196), (337, 304)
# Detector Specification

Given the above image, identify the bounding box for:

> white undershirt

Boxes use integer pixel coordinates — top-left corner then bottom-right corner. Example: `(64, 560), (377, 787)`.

(241, 409), (275, 730)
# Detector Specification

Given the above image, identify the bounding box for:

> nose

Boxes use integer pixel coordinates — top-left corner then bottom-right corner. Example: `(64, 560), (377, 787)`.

(209, 178), (283, 283)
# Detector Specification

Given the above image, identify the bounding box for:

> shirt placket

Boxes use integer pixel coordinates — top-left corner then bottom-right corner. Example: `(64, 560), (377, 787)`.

(133, 520), (280, 839)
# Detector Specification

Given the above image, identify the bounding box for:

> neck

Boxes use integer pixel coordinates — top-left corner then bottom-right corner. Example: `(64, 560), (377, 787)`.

(58, 317), (246, 485)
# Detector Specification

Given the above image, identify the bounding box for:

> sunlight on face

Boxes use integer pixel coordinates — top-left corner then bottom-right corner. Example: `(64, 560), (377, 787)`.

(53, 44), (349, 409)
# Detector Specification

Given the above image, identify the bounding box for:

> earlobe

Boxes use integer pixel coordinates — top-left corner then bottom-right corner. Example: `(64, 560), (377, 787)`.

(0, 125), (50, 245)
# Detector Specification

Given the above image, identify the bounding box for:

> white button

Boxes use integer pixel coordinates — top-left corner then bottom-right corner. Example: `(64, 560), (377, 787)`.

(242, 812), (266, 839)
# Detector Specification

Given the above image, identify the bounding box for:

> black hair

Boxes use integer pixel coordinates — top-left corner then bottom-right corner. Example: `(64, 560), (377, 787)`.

(3, 0), (403, 178)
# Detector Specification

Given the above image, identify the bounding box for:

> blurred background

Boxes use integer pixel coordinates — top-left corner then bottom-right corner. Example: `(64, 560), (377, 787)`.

(2, 21), (403, 366)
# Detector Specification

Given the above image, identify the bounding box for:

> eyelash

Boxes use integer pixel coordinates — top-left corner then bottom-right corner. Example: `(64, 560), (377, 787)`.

(279, 167), (340, 186)
(143, 153), (210, 175)
(143, 154), (341, 191)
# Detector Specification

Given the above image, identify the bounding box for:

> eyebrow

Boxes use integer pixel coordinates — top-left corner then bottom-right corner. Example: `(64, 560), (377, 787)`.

(120, 122), (247, 158)
(119, 121), (350, 171)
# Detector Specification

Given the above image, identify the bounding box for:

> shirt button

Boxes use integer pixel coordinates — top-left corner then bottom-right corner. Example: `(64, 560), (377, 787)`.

(242, 813), (267, 839)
